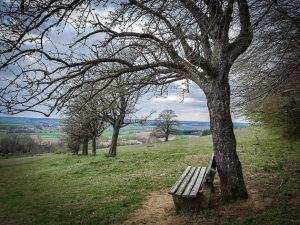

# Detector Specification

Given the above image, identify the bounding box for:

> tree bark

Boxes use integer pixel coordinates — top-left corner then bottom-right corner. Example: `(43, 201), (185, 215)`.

(73, 147), (79, 155)
(165, 133), (169, 141)
(92, 137), (96, 156)
(205, 80), (248, 201)
(82, 139), (89, 155)
(107, 126), (120, 157)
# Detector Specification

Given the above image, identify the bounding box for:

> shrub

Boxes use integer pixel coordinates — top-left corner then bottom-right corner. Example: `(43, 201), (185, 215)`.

(54, 149), (62, 154)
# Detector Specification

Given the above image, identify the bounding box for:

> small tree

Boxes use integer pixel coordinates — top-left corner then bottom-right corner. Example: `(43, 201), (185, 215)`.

(98, 76), (145, 158)
(150, 109), (179, 141)
(64, 135), (81, 155)
(62, 100), (107, 156)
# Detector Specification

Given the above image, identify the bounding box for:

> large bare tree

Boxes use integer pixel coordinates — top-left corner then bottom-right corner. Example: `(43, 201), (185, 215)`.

(0, 0), (276, 201)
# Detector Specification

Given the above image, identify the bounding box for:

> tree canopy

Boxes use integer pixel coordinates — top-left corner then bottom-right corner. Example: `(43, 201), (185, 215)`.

(232, 0), (300, 139)
(62, 93), (108, 155)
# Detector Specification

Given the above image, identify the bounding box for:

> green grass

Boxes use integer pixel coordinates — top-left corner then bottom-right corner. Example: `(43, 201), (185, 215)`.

(174, 135), (189, 140)
(0, 126), (299, 225)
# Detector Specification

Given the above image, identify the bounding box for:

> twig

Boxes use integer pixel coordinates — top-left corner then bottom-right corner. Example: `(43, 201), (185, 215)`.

(278, 178), (288, 189)
(253, 132), (268, 153)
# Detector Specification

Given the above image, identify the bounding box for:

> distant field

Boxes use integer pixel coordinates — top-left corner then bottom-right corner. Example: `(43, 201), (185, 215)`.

(0, 123), (33, 129)
(32, 130), (62, 137)
(31, 131), (63, 142)
(0, 117), (62, 142)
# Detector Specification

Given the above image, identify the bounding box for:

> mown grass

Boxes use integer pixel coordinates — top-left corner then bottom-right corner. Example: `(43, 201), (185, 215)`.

(0, 126), (299, 225)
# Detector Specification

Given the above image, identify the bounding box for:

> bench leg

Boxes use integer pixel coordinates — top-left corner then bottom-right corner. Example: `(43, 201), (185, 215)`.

(172, 171), (216, 210)
(172, 194), (205, 210)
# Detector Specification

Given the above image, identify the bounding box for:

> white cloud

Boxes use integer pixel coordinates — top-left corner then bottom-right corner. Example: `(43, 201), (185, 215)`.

(136, 82), (209, 121)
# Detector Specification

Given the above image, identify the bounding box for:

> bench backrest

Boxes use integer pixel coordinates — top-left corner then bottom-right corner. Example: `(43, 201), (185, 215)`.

(203, 153), (216, 183)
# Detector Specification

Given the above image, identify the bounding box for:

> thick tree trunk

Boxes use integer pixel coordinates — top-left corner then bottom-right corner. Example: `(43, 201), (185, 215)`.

(82, 139), (89, 155)
(92, 137), (96, 156)
(107, 126), (120, 157)
(206, 80), (248, 201)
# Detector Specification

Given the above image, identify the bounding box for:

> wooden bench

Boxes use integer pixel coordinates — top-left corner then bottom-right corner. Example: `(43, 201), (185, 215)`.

(168, 153), (216, 210)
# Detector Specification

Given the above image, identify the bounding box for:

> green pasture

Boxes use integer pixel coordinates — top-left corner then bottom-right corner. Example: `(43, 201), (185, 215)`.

(176, 125), (209, 131)
(0, 126), (299, 225)
(102, 131), (131, 138)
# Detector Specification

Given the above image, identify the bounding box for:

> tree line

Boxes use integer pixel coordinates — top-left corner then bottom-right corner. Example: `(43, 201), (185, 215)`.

(0, 134), (64, 156)
(61, 74), (152, 157)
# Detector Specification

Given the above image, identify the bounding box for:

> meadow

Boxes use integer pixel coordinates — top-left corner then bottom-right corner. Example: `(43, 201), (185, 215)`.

(0, 126), (299, 225)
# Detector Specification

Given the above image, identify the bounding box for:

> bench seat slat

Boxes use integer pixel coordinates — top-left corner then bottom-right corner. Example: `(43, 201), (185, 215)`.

(175, 167), (196, 196)
(182, 167), (201, 198)
(168, 166), (191, 195)
(189, 167), (207, 198)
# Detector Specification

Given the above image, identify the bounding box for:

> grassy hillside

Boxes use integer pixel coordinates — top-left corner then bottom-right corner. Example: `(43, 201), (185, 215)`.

(0, 126), (299, 225)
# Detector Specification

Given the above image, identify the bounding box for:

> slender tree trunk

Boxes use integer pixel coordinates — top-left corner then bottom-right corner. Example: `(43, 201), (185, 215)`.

(165, 134), (169, 141)
(205, 80), (248, 201)
(107, 126), (120, 157)
(73, 147), (79, 155)
(165, 126), (170, 141)
(92, 137), (96, 156)
(82, 139), (89, 155)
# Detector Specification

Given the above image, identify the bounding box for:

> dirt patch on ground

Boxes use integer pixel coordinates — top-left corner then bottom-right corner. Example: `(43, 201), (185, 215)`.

(123, 185), (273, 225)
(123, 189), (180, 225)
(211, 186), (273, 220)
